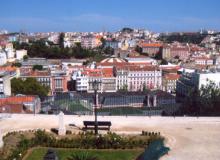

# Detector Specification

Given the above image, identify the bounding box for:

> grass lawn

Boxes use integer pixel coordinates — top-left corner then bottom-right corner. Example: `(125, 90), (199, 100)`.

(25, 148), (143, 160)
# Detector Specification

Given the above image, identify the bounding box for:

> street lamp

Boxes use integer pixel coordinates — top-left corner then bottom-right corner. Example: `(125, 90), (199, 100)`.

(92, 80), (101, 135)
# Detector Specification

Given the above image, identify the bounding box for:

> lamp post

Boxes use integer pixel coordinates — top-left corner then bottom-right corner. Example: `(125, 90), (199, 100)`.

(92, 80), (100, 135)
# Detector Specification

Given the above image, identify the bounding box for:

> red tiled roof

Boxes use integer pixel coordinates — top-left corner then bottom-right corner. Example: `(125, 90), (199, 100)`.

(21, 70), (50, 77)
(164, 73), (180, 80)
(128, 55), (148, 58)
(194, 57), (212, 60)
(84, 69), (103, 77)
(102, 68), (113, 77)
(0, 104), (23, 113)
(141, 43), (162, 47)
(0, 96), (36, 106)
(0, 66), (17, 72)
(129, 65), (158, 71)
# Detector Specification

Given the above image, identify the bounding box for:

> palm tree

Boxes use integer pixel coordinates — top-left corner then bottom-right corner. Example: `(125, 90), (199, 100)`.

(67, 152), (99, 160)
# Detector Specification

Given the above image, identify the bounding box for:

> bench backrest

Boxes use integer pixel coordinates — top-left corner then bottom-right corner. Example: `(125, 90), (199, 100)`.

(83, 121), (111, 126)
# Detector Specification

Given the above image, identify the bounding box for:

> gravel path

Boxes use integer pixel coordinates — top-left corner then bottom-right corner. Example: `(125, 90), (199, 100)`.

(1, 114), (220, 160)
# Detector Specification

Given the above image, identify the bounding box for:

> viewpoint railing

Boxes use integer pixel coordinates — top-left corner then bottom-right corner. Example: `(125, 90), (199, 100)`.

(41, 92), (180, 116)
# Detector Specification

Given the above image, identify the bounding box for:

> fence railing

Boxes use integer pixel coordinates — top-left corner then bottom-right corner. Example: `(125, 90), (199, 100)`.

(41, 92), (180, 116)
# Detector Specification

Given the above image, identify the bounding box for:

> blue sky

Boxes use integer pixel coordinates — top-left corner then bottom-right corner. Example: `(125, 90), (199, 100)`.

(0, 0), (219, 32)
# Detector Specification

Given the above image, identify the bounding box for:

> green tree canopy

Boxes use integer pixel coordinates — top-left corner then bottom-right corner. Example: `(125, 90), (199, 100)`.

(11, 78), (50, 98)
(181, 81), (220, 116)
(59, 32), (65, 48)
(12, 62), (22, 67)
(23, 55), (28, 61)
(32, 65), (43, 71)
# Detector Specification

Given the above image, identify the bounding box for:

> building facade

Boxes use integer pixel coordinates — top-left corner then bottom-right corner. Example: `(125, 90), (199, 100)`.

(0, 72), (11, 96)
(177, 70), (220, 99)
(128, 66), (162, 91)
(140, 43), (163, 56)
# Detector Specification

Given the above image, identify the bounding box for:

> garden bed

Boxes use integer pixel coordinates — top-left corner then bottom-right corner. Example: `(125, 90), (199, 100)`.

(25, 148), (143, 160)
(0, 130), (168, 160)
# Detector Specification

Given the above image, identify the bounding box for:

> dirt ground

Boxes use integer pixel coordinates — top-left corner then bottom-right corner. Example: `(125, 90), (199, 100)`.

(1, 114), (220, 160)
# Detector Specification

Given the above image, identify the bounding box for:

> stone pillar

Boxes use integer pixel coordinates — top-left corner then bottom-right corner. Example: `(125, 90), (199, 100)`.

(58, 111), (66, 136)
(153, 95), (157, 107)
(96, 93), (99, 108)
(154, 70), (157, 89)
(147, 95), (151, 107)
(0, 129), (3, 148)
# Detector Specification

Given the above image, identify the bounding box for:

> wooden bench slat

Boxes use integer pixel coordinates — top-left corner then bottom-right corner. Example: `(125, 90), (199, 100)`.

(83, 121), (111, 131)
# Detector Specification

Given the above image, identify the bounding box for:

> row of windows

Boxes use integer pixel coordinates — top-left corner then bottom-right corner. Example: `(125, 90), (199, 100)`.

(55, 79), (63, 88)
(129, 77), (159, 80)
(37, 78), (50, 82)
(129, 73), (161, 76)
(131, 81), (155, 85)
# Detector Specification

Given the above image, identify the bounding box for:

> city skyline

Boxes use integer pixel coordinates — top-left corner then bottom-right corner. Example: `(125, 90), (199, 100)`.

(0, 0), (220, 32)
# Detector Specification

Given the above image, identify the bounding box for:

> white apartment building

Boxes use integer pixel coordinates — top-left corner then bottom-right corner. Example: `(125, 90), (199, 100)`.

(73, 68), (117, 93)
(195, 57), (213, 66)
(73, 70), (89, 92)
(16, 49), (27, 60)
(0, 72), (11, 96)
(115, 66), (129, 90)
(128, 66), (162, 91)
(5, 48), (15, 62)
(125, 56), (157, 65)
(177, 70), (220, 98)
(0, 51), (7, 66)
(81, 36), (96, 49)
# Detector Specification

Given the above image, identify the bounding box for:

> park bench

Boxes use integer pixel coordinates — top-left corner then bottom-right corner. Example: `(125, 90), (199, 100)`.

(83, 121), (112, 131)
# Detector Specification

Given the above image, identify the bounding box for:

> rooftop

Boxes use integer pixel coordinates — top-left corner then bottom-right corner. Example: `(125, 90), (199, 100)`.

(21, 70), (50, 77)
(0, 95), (38, 106)
(141, 43), (162, 48)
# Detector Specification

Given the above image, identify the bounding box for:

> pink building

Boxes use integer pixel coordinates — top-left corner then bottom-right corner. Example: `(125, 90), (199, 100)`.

(20, 70), (68, 95)
(140, 43), (163, 56)
(170, 46), (190, 60)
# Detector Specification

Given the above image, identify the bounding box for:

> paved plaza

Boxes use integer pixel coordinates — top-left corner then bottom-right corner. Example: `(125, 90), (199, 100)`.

(1, 114), (220, 160)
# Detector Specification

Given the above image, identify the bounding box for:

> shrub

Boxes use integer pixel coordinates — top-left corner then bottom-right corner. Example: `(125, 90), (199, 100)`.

(67, 152), (99, 160)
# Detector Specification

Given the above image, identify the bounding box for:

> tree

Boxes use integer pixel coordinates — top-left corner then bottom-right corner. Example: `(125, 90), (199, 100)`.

(121, 27), (133, 33)
(11, 78), (50, 98)
(100, 37), (106, 49)
(103, 47), (114, 55)
(174, 55), (180, 59)
(143, 83), (148, 92)
(181, 81), (220, 116)
(13, 38), (102, 60)
(23, 55), (28, 61)
(12, 62), (22, 67)
(135, 45), (142, 54)
(59, 32), (65, 49)
(32, 65), (43, 71)
(161, 59), (168, 65)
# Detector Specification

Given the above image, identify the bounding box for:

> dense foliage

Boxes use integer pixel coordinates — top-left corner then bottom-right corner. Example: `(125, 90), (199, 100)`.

(11, 62), (22, 67)
(67, 152), (99, 160)
(179, 81), (220, 116)
(11, 78), (50, 98)
(0, 130), (163, 160)
(32, 65), (43, 71)
(159, 33), (207, 44)
(121, 27), (134, 33)
(13, 38), (110, 62)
